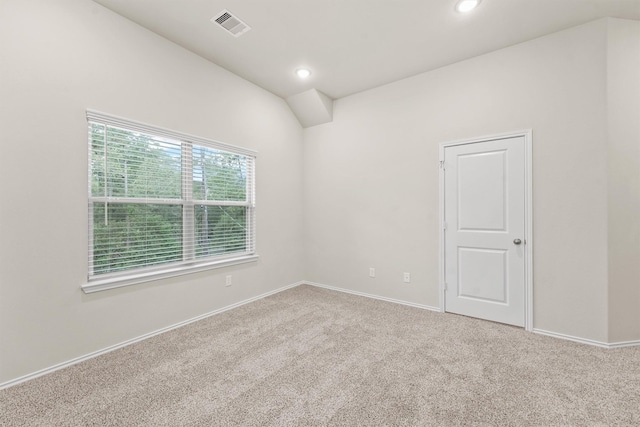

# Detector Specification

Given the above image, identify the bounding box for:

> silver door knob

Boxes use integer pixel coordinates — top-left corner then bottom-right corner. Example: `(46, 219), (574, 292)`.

(513, 239), (522, 245)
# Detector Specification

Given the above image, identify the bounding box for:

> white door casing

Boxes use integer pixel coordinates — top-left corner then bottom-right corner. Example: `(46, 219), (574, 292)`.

(439, 131), (532, 329)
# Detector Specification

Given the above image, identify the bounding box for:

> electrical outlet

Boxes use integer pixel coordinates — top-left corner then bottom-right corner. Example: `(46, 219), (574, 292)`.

(225, 275), (232, 287)
(369, 267), (375, 278)
(403, 272), (411, 283)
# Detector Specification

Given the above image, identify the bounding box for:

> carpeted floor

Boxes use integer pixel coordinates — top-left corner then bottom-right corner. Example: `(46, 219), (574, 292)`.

(1, 285), (639, 426)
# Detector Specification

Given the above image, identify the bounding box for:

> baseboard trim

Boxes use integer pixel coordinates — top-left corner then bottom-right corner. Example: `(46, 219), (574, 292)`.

(5, 281), (638, 390)
(607, 340), (640, 349)
(304, 281), (441, 312)
(0, 281), (305, 391)
(533, 329), (610, 348)
(533, 328), (640, 349)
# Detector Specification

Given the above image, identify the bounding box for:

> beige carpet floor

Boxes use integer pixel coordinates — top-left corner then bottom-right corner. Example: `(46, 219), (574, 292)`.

(1, 285), (639, 426)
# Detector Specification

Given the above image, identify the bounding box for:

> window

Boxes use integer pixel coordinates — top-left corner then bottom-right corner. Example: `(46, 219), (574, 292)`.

(85, 110), (256, 292)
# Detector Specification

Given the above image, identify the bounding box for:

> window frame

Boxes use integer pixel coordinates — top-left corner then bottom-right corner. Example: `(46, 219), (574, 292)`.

(83, 110), (258, 293)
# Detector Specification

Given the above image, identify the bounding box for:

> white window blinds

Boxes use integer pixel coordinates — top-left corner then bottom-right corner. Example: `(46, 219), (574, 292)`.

(86, 110), (256, 288)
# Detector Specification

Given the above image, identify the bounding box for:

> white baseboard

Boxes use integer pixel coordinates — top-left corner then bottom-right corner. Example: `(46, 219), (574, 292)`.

(304, 281), (441, 312)
(607, 340), (640, 349)
(305, 282), (640, 350)
(0, 281), (305, 391)
(4, 280), (638, 390)
(533, 328), (640, 349)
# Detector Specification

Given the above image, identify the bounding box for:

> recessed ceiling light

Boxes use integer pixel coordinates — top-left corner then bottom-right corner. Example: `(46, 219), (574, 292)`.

(456, 0), (481, 13)
(296, 68), (311, 79)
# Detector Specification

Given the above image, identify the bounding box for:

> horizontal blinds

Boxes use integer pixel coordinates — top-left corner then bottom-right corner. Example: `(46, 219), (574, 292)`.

(192, 145), (252, 202)
(86, 110), (257, 158)
(90, 123), (183, 201)
(88, 111), (255, 279)
(90, 203), (184, 274)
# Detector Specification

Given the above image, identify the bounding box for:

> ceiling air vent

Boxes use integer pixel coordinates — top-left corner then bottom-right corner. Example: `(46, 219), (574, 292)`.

(211, 9), (251, 37)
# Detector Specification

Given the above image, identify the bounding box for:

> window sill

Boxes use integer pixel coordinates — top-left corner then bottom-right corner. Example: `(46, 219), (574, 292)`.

(82, 254), (259, 294)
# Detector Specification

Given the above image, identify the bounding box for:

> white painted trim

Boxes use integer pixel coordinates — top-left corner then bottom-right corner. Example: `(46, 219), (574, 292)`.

(438, 130), (534, 331)
(607, 340), (640, 349)
(524, 130), (534, 331)
(4, 279), (637, 390)
(0, 281), (304, 391)
(531, 328), (640, 349)
(533, 328), (610, 348)
(83, 254), (259, 294)
(438, 145), (446, 314)
(305, 281), (441, 312)
(86, 109), (258, 157)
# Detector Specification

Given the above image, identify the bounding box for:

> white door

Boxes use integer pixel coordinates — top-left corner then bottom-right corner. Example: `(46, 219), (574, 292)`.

(443, 136), (526, 327)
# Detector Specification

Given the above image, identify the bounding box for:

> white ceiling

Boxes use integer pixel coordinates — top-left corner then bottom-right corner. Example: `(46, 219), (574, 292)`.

(93, 0), (640, 100)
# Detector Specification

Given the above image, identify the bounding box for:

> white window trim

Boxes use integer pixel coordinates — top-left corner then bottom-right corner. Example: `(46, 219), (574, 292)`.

(84, 110), (258, 293)
(82, 254), (259, 293)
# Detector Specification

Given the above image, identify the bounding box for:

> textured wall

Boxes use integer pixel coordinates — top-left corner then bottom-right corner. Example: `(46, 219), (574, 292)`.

(1, 2), (637, 387)
(0, 0), (304, 384)
(303, 19), (613, 342)
(607, 19), (640, 343)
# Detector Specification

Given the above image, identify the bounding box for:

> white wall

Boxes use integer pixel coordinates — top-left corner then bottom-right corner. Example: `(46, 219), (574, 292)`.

(303, 19), (615, 342)
(607, 19), (640, 343)
(0, 0), (304, 384)
(1, 1), (637, 386)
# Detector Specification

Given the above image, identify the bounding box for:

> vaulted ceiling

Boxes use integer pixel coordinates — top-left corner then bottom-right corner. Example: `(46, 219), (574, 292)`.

(93, 0), (640, 100)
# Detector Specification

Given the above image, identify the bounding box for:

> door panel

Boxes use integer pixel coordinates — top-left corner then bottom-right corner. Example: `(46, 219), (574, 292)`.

(458, 247), (507, 303)
(458, 150), (507, 231)
(444, 136), (525, 327)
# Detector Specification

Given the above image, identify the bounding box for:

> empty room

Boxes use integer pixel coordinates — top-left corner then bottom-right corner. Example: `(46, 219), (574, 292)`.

(1, 0), (639, 425)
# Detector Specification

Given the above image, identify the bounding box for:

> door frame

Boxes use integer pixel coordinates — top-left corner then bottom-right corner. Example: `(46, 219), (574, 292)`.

(438, 130), (533, 331)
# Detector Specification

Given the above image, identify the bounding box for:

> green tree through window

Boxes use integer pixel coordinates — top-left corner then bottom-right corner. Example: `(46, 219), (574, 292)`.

(88, 113), (255, 281)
